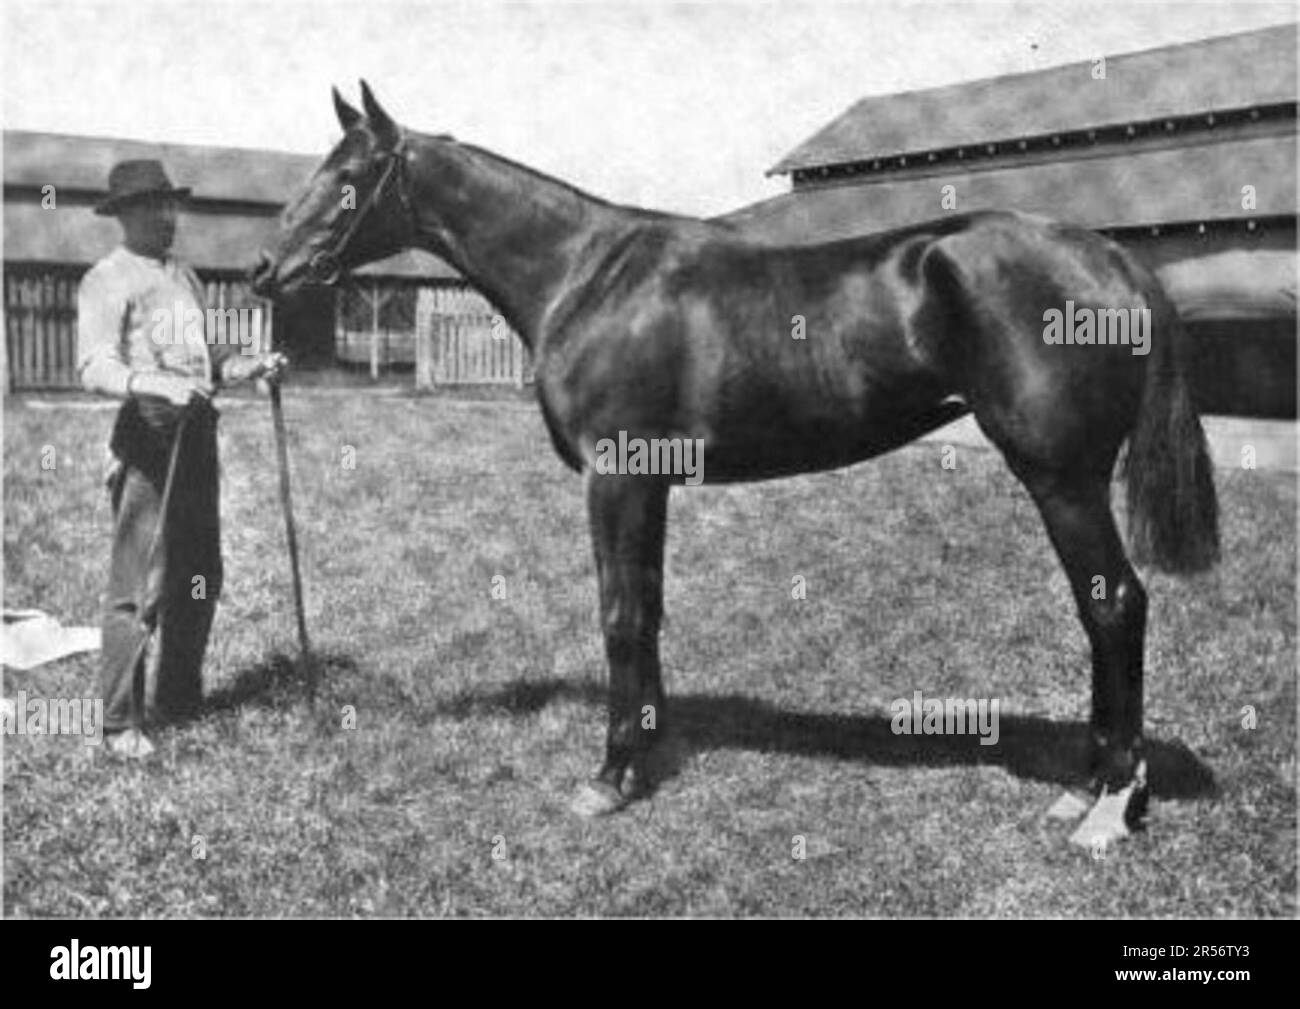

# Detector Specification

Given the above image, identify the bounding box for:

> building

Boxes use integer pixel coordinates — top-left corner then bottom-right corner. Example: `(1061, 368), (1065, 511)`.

(3, 130), (527, 389)
(723, 23), (1298, 418)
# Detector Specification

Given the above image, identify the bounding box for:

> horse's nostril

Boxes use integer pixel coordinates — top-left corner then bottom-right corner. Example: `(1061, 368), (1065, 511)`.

(250, 252), (275, 291)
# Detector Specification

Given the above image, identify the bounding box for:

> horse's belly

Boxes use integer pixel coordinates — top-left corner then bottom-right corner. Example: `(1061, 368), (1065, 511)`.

(694, 398), (940, 482)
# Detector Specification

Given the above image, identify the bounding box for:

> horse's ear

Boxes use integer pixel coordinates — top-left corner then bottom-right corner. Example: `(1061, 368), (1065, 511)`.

(333, 86), (362, 131)
(359, 79), (399, 147)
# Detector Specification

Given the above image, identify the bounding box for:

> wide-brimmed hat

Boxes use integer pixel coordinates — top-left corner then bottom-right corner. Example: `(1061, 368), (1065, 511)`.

(94, 160), (191, 216)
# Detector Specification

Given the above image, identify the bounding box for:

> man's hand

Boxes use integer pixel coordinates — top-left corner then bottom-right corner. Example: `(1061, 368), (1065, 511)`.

(253, 351), (289, 385)
(130, 372), (213, 407)
(226, 352), (289, 386)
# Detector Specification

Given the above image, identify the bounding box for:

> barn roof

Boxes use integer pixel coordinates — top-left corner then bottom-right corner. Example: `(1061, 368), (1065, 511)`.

(2, 129), (460, 280)
(723, 134), (1296, 240)
(4, 129), (318, 205)
(770, 22), (1298, 175)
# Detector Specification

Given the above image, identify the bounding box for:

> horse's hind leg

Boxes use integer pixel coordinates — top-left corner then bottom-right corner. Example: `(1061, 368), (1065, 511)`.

(1010, 463), (1149, 803)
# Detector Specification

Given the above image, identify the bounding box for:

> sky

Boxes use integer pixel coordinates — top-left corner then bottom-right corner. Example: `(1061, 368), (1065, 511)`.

(2, 1), (1295, 217)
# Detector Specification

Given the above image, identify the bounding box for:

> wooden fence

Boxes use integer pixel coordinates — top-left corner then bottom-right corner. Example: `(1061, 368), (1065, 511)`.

(5, 266), (82, 389)
(335, 328), (417, 369)
(414, 285), (533, 388)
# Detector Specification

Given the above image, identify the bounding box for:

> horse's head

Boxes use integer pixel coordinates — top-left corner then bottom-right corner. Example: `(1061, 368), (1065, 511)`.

(252, 82), (414, 298)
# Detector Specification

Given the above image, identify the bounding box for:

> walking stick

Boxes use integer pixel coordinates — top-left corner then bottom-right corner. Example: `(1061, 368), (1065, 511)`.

(269, 381), (316, 700)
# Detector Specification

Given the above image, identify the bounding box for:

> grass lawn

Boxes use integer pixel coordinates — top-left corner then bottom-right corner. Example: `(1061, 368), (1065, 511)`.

(3, 386), (1295, 917)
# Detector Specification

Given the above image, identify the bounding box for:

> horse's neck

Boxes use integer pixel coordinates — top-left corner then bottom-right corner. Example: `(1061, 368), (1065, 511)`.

(404, 135), (624, 345)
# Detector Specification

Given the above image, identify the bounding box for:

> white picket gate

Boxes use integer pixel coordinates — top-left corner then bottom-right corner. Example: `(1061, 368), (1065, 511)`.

(414, 286), (532, 388)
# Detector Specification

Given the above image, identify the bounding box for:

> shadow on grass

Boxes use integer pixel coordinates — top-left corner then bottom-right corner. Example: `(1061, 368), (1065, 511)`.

(434, 677), (1218, 801)
(204, 648), (360, 713)
(434, 676), (602, 719)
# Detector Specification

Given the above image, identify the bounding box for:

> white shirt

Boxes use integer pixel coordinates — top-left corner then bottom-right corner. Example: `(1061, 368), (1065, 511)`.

(77, 245), (225, 396)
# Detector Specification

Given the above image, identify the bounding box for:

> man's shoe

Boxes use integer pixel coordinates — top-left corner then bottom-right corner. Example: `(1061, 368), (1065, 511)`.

(105, 727), (155, 759)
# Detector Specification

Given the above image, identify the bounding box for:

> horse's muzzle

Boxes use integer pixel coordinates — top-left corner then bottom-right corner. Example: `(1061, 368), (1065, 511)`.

(249, 251), (277, 297)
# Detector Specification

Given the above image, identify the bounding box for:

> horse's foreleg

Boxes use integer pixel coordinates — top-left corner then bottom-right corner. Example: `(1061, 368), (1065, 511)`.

(571, 469), (670, 816)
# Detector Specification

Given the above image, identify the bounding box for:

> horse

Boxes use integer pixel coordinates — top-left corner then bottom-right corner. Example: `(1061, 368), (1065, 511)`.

(252, 83), (1219, 835)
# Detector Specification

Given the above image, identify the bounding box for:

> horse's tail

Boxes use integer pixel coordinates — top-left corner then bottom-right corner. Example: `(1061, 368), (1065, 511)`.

(1122, 282), (1220, 573)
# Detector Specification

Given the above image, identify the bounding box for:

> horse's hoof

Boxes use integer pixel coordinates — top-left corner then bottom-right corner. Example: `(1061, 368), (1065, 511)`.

(1069, 761), (1149, 854)
(570, 781), (627, 818)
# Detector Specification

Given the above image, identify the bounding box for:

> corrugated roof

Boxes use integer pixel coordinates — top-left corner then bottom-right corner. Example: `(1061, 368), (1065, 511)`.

(771, 23), (1297, 174)
(354, 249), (462, 281)
(3, 130), (462, 280)
(725, 134), (1295, 240)
(4, 129), (318, 205)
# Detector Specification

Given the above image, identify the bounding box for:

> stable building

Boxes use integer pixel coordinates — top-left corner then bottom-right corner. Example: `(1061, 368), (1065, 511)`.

(724, 23), (1298, 419)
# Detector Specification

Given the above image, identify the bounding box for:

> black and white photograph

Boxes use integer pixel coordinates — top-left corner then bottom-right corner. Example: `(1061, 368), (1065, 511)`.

(1, 0), (1295, 933)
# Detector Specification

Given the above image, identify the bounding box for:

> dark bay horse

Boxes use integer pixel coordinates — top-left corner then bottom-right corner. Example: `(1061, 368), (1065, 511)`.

(252, 83), (1219, 824)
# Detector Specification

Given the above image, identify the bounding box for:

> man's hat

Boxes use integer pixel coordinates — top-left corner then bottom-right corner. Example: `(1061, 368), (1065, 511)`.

(94, 160), (191, 216)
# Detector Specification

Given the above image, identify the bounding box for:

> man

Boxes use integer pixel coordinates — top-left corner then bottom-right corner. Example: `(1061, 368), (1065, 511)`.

(78, 159), (286, 758)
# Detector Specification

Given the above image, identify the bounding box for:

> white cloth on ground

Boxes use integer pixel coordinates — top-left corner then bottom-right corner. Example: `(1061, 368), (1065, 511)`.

(1, 609), (101, 671)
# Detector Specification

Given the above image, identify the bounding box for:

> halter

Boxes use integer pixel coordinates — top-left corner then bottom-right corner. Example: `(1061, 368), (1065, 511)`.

(309, 132), (413, 284)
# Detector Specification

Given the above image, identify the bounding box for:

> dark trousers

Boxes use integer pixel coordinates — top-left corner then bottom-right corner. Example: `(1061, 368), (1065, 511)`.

(101, 398), (222, 732)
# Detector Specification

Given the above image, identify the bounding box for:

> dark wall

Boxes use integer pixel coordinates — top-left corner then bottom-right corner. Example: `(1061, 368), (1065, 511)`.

(273, 288), (337, 367)
(1186, 318), (1295, 418)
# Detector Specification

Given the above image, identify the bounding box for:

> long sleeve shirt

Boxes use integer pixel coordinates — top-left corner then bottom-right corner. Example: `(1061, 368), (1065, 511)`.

(77, 246), (240, 397)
